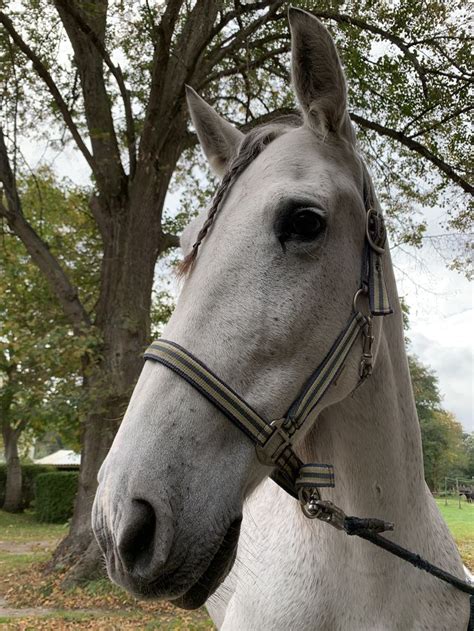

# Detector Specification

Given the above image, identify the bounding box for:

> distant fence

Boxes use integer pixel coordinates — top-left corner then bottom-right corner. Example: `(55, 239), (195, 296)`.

(436, 476), (474, 508)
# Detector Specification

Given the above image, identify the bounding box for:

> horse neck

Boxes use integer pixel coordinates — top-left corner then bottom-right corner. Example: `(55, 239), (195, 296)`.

(218, 264), (466, 630)
(302, 296), (427, 525)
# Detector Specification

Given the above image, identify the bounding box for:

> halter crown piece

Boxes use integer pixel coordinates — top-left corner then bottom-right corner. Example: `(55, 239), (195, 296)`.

(144, 206), (392, 508)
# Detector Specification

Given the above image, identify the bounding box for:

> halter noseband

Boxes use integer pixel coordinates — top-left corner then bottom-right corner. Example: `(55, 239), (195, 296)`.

(144, 206), (392, 511)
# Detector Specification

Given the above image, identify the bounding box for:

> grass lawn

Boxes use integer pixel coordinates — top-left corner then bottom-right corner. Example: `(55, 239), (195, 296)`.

(436, 496), (474, 571)
(0, 511), (68, 578)
(0, 499), (472, 628)
(436, 497), (474, 541)
(0, 510), (214, 629)
(0, 510), (68, 543)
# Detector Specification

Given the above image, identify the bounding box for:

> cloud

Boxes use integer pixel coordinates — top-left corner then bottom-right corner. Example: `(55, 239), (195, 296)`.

(410, 324), (473, 432)
(392, 236), (473, 433)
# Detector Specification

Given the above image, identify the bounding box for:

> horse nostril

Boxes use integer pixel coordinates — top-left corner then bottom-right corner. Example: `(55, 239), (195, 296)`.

(117, 499), (156, 573)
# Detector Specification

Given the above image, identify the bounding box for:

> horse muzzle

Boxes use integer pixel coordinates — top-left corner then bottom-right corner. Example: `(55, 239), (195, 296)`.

(92, 487), (241, 608)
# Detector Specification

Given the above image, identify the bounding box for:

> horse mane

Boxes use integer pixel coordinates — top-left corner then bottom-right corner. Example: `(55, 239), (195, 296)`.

(178, 114), (302, 276)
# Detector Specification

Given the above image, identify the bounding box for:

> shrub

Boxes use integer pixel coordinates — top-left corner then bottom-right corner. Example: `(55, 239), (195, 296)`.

(0, 464), (55, 509)
(35, 472), (79, 523)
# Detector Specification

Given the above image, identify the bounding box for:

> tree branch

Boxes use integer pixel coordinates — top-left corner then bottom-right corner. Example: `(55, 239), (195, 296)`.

(203, 2), (286, 71)
(350, 113), (473, 196)
(203, 44), (290, 86)
(312, 10), (431, 98)
(408, 105), (474, 140)
(0, 11), (97, 176)
(162, 232), (180, 250)
(0, 129), (91, 331)
(139, 0), (188, 151)
(401, 84), (469, 134)
(54, 0), (137, 178)
(140, 0), (220, 161)
(209, 1), (280, 42)
(428, 39), (472, 78)
(15, 417), (29, 434)
(52, 0), (126, 198)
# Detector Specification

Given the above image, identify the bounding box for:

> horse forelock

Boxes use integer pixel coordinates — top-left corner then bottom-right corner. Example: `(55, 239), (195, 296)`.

(178, 115), (302, 276)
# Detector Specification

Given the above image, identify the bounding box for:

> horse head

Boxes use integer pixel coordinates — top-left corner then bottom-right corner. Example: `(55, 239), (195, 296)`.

(92, 8), (384, 608)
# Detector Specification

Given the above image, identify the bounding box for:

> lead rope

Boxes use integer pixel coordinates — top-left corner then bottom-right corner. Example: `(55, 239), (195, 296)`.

(299, 495), (474, 597)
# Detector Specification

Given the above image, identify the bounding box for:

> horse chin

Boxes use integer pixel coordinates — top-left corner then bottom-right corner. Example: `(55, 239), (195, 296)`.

(171, 516), (242, 610)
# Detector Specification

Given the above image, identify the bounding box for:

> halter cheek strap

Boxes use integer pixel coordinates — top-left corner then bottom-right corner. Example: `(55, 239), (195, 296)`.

(144, 208), (391, 501)
(364, 208), (391, 316)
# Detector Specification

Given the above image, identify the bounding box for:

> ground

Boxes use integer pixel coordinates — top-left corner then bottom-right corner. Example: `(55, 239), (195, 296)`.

(0, 497), (472, 629)
(435, 496), (473, 571)
(0, 511), (214, 629)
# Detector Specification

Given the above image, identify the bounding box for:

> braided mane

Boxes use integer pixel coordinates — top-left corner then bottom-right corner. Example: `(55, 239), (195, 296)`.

(178, 115), (301, 276)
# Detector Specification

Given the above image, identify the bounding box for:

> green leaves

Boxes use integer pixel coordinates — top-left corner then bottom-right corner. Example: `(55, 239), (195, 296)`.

(1, 0), (471, 272)
(0, 169), (99, 444)
(409, 355), (471, 489)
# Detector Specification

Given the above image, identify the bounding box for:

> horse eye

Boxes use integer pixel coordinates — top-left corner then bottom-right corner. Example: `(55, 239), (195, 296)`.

(279, 208), (326, 243)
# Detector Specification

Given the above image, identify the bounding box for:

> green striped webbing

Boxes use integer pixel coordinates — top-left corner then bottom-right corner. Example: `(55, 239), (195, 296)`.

(364, 209), (392, 316)
(143, 338), (273, 447)
(143, 311), (368, 498)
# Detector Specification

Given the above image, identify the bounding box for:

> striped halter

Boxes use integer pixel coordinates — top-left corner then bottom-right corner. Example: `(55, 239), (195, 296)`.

(144, 207), (392, 516)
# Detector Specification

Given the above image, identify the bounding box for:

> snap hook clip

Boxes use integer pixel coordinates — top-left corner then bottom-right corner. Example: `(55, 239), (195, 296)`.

(360, 317), (374, 379)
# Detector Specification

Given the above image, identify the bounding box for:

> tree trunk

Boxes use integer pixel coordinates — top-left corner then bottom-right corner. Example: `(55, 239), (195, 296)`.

(48, 135), (184, 584)
(47, 275), (154, 582)
(2, 424), (23, 513)
(48, 391), (125, 582)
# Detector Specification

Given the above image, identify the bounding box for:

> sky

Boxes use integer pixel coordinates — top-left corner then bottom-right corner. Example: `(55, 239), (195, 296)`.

(20, 139), (474, 433)
(393, 243), (473, 432)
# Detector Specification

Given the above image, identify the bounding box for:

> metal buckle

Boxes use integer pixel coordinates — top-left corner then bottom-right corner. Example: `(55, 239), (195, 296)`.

(366, 208), (386, 254)
(352, 288), (375, 381)
(353, 285), (369, 314)
(298, 487), (322, 519)
(256, 417), (294, 466)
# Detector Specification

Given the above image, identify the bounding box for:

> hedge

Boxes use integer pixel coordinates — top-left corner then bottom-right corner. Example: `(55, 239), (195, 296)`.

(0, 464), (55, 510)
(35, 472), (79, 523)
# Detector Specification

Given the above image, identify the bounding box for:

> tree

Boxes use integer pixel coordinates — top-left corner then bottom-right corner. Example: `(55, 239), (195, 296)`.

(421, 410), (467, 490)
(461, 432), (474, 480)
(0, 170), (98, 511)
(408, 354), (441, 422)
(408, 355), (467, 490)
(0, 1), (471, 583)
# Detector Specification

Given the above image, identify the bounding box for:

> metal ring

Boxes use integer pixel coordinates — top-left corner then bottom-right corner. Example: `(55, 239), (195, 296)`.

(366, 209), (386, 254)
(352, 286), (368, 313)
(301, 503), (321, 519)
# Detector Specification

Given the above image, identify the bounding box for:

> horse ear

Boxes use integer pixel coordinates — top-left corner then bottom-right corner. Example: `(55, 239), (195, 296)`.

(288, 8), (353, 142)
(185, 86), (244, 178)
